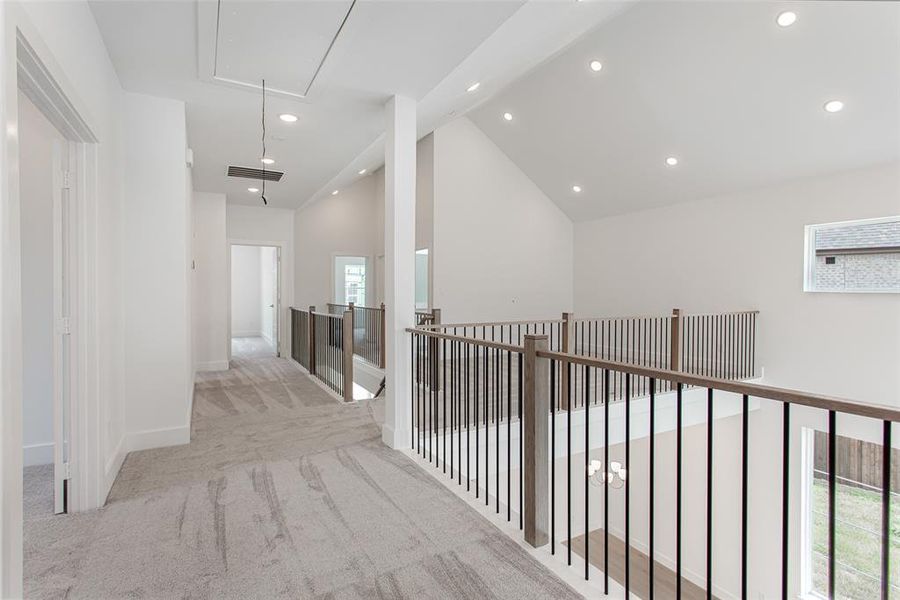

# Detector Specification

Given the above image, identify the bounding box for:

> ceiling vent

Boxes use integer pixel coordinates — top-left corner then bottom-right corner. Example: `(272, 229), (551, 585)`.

(227, 165), (284, 182)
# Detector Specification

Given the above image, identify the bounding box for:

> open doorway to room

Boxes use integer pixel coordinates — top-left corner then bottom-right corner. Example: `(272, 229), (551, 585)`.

(230, 244), (280, 360)
(18, 90), (72, 517)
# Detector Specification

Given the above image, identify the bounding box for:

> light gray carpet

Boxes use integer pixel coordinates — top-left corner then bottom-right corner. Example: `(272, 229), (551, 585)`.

(24, 349), (581, 599)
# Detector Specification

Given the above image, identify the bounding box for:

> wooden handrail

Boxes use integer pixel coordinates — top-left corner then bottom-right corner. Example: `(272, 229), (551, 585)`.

(405, 327), (522, 353)
(416, 318), (565, 330)
(406, 326), (900, 422)
(536, 348), (900, 422)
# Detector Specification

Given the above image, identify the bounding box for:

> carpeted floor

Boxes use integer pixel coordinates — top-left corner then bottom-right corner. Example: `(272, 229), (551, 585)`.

(23, 345), (581, 599)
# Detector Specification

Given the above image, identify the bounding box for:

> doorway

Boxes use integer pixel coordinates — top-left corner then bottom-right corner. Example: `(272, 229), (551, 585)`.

(18, 90), (72, 516)
(230, 244), (280, 359)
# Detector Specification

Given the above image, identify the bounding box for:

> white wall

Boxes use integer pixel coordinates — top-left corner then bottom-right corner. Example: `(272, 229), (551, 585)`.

(230, 245), (262, 337)
(121, 92), (192, 452)
(18, 91), (61, 467)
(373, 134), (435, 307)
(226, 204), (293, 356)
(574, 163), (900, 405)
(294, 175), (377, 310)
(432, 117), (574, 322)
(259, 246), (277, 346)
(192, 192), (227, 371)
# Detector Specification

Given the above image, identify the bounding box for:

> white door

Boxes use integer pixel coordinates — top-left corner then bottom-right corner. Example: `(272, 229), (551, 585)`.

(52, 141), (73, 513)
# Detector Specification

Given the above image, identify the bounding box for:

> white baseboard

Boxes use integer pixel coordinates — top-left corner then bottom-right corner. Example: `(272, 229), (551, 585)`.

(125, 425), (190, 454)
(104, 435), (127, 499)
(232, 331), (262, 338)
(195, 360), (229, 372)
(23, 442), (54, 467)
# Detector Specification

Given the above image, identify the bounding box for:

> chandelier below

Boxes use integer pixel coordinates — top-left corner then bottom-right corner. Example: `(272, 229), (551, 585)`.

(588, 460), (627, 489)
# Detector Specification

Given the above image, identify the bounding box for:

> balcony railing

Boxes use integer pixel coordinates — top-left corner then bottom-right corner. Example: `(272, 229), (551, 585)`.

(405, 313), (899, 600)
(328, 302), (387, 368)
(290, 306), (353, 401)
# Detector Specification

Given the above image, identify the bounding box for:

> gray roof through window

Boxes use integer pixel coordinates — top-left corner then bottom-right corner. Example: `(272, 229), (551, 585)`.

(815, 220), (900, 250)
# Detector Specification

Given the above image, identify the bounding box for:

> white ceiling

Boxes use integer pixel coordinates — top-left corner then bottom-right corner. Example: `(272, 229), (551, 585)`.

(88, 0), (527, 208)
(469, 1), (900, 222)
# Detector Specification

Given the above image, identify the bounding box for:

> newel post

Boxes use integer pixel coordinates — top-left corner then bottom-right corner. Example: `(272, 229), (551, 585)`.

(430, 308), (442, 390)
(342, 309), (354, 401)
(523, 334), (550, 548)
(308, 305), (317, 375)
(670, 308), (682, 371)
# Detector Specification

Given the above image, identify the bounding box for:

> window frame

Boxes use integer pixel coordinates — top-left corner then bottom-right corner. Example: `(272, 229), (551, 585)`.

(803, 215), (900, 294)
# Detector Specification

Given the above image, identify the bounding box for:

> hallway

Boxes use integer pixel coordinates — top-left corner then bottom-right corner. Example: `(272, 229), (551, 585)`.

(23, 351), (579, 599)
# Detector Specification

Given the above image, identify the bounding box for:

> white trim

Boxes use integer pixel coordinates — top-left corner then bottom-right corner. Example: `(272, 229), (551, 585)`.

(227, 239), (286, 359)
(23, 443), (54, 467)
(232, 330), (263, 338)
(125, 426), (190, 454)
(103, 434), (126, 495)
(196, 360), (229, 372)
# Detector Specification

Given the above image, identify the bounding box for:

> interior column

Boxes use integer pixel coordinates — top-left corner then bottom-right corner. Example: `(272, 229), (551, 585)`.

(382, 95), (416, 448)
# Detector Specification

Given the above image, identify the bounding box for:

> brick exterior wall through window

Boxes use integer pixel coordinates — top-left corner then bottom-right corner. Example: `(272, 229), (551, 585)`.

(811, 218), (900, 292)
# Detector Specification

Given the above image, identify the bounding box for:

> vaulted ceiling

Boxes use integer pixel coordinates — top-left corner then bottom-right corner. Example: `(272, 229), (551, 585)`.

(469, 1), (900, 221)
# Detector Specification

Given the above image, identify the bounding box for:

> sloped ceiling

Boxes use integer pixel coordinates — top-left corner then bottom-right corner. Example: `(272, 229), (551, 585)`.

(469, 1), (900, 222)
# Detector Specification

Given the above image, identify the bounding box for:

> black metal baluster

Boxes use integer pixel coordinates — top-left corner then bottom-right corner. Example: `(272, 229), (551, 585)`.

(443, 338), (447, 473)
(465, 343), (470, 490)
(585, 363), (590, 581)
(828, 410), (836, 600)
(677, 382), (683, 599)
(567, 362), (572, 566)
(518, 353), (524, 530)
(707, 388), (714, 600)
(411, 333), (415, 448)
(604, 368), (610, 595)
(475, 345), (480, 498)
(650, 378), (656, 599)
(742, 394), (750, 600)
(882, 420), (891, 600)
(625, 373), (631, 596)
(551, 360), (557, 555)
(507, 349), (512, 521)
(782, 402), (790, 600)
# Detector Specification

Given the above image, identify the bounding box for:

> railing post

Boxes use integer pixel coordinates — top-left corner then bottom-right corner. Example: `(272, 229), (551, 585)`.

(431, 308), (442, 390)
(308, 305), (317, 376)
(348, 302), (355, 354)
(342, 309), (354, 401)
(670, 308), (681, 371)
(560, 312), (573, 409)
(380, 303), (386, 369)
(524, 334), (550, 548)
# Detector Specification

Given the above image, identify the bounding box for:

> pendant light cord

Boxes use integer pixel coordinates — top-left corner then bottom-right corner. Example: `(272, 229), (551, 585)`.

(261, 78), (268, 205)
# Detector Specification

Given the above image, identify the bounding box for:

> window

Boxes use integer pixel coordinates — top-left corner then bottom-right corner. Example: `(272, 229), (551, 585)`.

(805, 216), (900, 293)
(334, 256), (367, 306)
(415, 248), (429, 309)
(804, 431), (898, 598)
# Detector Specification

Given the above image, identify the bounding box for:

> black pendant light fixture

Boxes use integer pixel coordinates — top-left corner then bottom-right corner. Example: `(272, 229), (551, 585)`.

(260, 78), (268, 206)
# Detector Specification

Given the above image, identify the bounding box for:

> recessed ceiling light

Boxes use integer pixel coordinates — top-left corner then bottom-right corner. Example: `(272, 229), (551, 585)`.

(824, 100), (844, 113)
(665, 157), (679, 167)
(503, 112), (513, 121)
(279, 113), (298, 123)
(589, 60), (603, 72)
(572, 185), (582, 193)
(358, 169), (367, 175)
(260, 157), (275, 165)
(466, 82), (480, 93)
(248, 187), (259, 193)
(331, 190), (339, 196)
(776, 11), (797, 28)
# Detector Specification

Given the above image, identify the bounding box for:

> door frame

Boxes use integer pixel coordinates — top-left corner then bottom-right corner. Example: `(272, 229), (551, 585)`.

(227, 240), (284, 360)
(3, 14), (102, 597)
